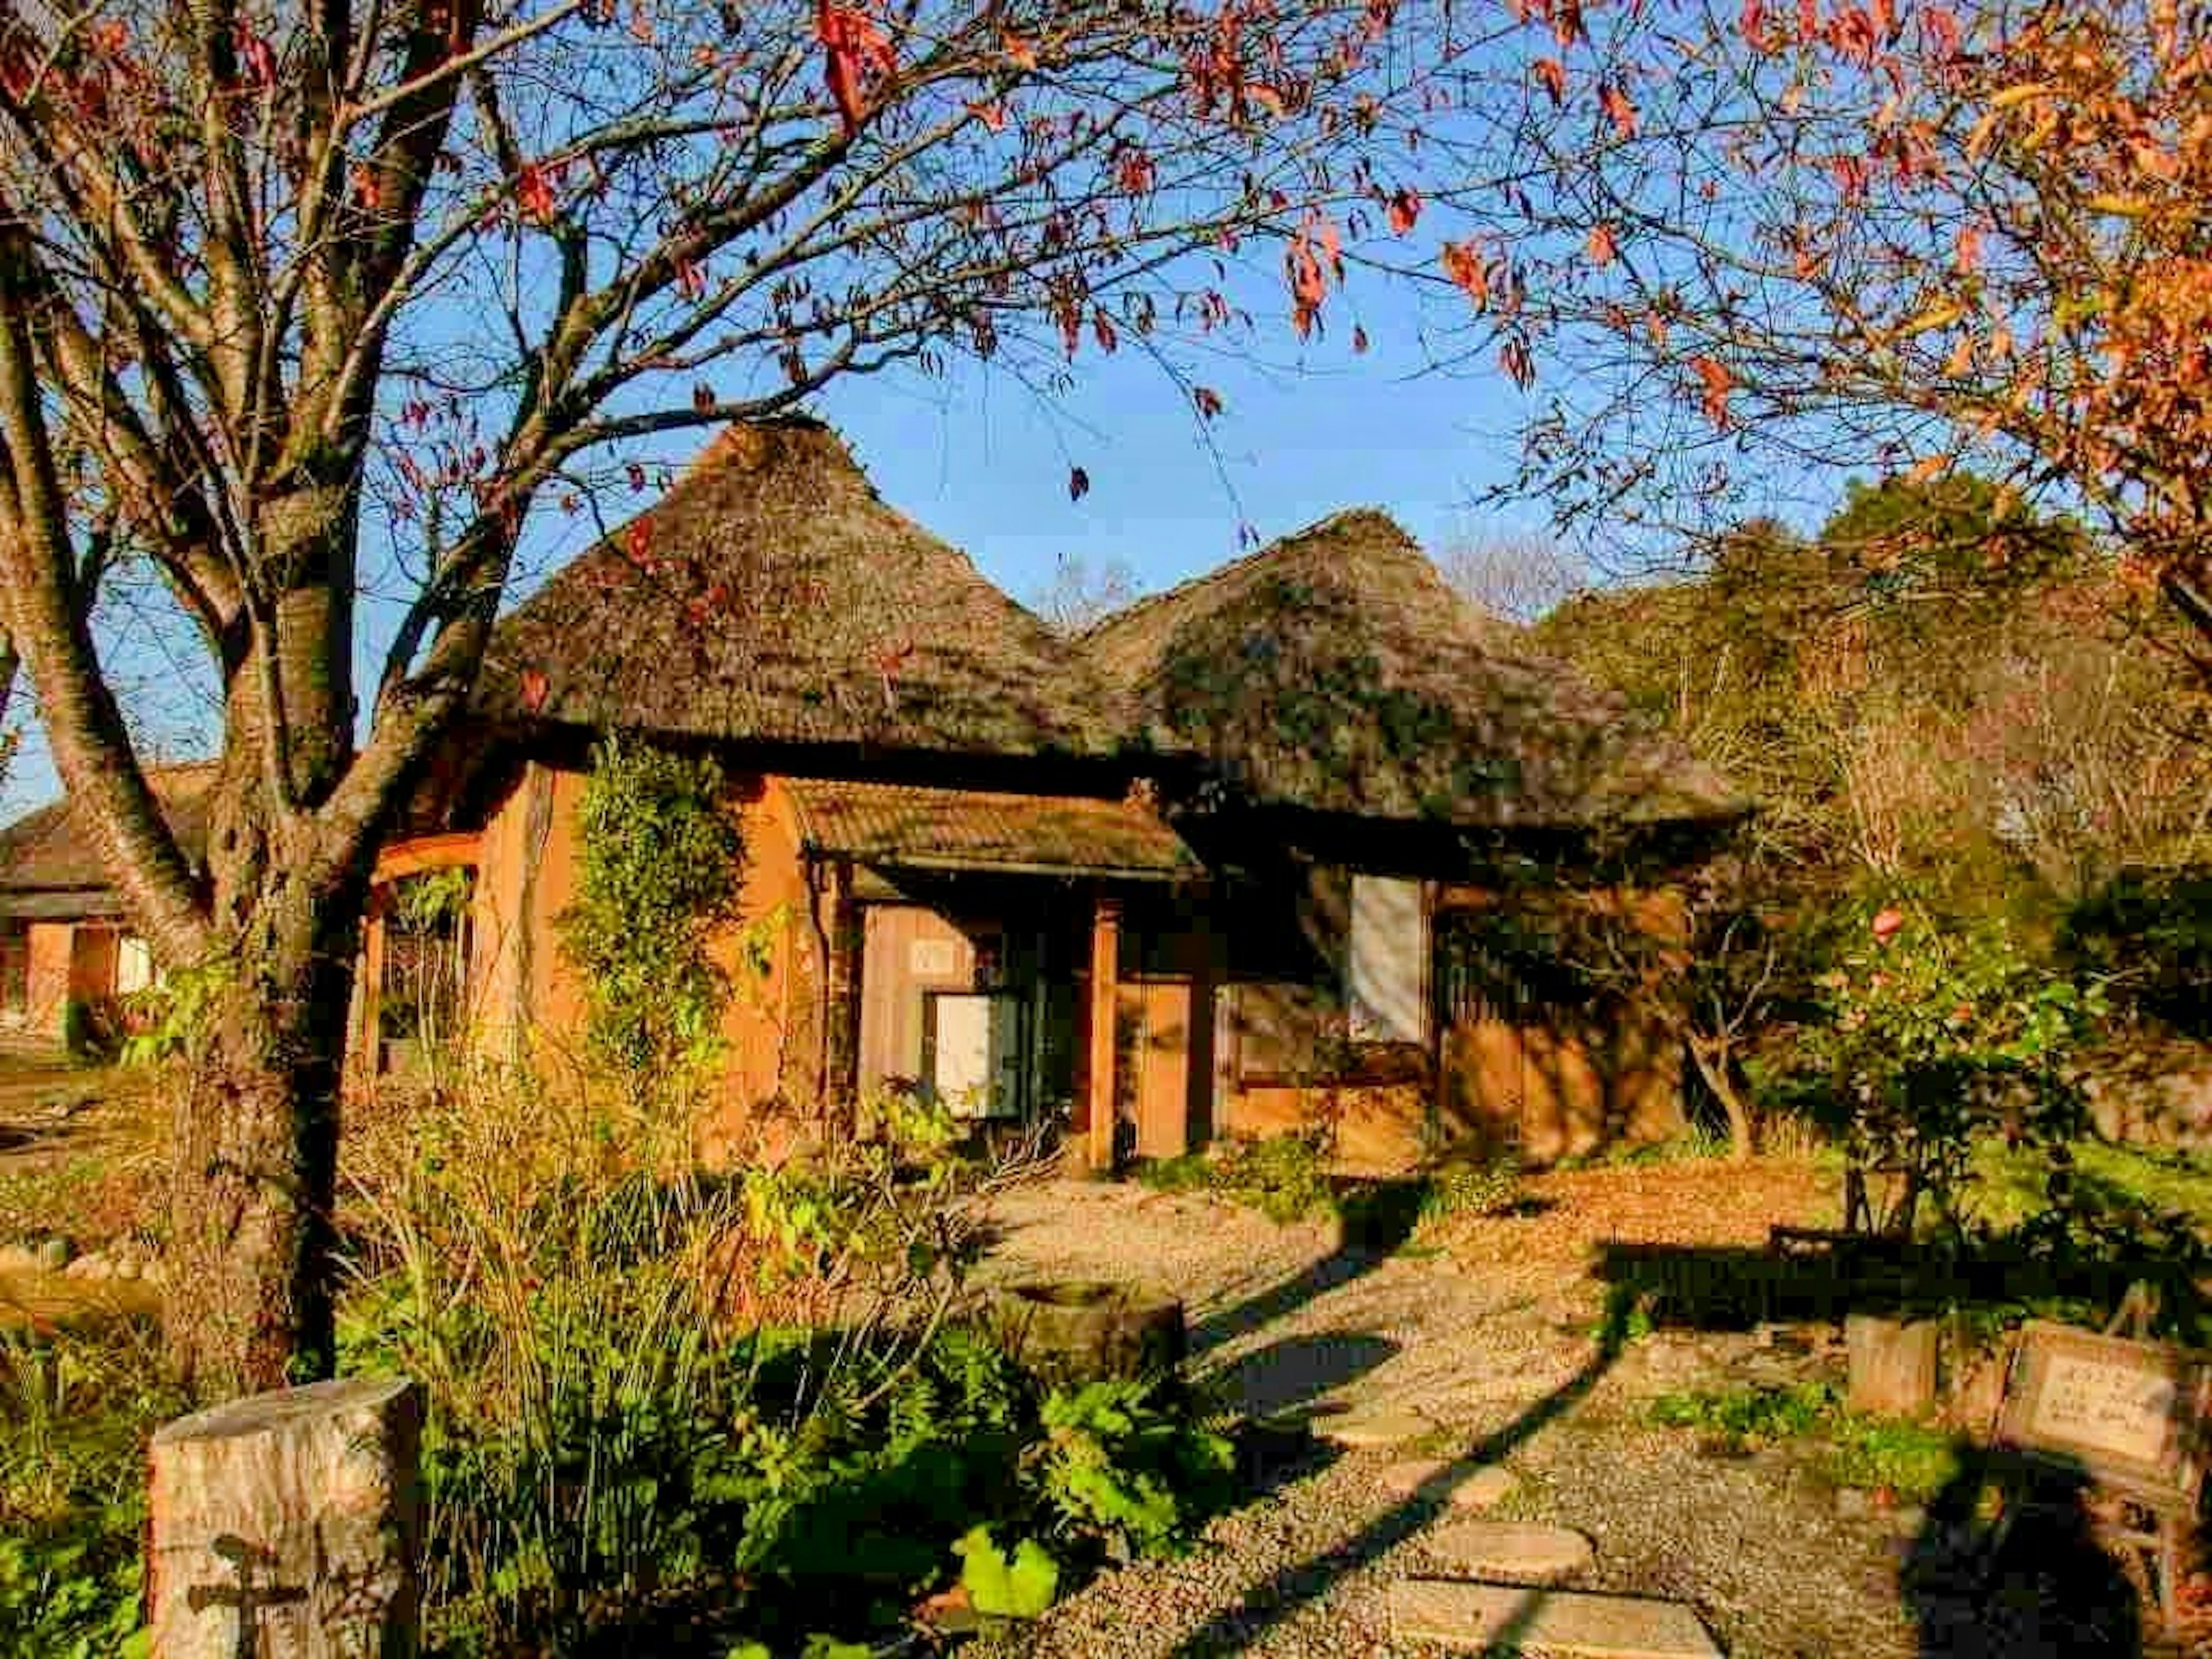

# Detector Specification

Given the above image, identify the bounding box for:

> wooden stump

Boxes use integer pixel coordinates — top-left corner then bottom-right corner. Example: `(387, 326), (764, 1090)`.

(989, 1281), (1185, 1388)
(148, 1376), (422, 1659)
(1846, 1313), (1940, 1416)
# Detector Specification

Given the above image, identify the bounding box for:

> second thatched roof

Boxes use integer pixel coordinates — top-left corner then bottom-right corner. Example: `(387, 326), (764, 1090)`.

(1078, 510), (1743, 829)
(476, 418), (1129, 760)
(0, 762), (217, 919)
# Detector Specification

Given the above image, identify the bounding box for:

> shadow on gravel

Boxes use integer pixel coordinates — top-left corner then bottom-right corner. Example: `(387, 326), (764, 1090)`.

(1187, 1180), (1429, 1359)
(1902, 1448), (2146, 1657)
(1166, 1296), (1641, 1657)
(1202, 1331), (1400, 1422)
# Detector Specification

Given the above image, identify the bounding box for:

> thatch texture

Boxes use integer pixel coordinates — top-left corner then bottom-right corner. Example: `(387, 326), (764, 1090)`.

(0, 762), (217, 916)
(786, 779), (1198, 879)
(476, 418), (1129, 758)
(1079, 511), (1743, 828)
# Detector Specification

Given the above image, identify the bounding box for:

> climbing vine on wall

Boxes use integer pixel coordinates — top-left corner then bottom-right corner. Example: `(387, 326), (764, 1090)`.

(559, 736), (744, 1081)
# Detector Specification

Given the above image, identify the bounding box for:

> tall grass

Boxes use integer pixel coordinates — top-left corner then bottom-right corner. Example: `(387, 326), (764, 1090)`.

(335, 1053), (1002, 1652)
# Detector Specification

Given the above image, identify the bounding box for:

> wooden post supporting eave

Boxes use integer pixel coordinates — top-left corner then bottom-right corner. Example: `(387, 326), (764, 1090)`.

(823, 860), (862, 1127)
(1084, 890), (1122, 1172)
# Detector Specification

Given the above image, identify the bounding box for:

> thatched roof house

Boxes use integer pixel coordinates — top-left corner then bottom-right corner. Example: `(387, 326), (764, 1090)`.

(475, 417), (1131, 763)
(0, 762), (215, 922)
(1078, 510), (1741, 830)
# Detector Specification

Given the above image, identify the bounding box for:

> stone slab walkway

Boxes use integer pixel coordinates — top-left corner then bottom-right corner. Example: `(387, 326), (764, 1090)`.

(1389, 1580), (1724, 1657)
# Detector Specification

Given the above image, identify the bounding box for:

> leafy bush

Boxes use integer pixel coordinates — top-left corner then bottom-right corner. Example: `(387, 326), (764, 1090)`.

(0, 1319), (183, 1659)
(338, 1065), (1234, 1655)
(558, 736), (744, 1082)
(1207, 1130), (1336, 1223)
(1649, 1381), (1962, 1502)
(1801, 904), (2101, 1236)
(1418, 1153), (1527, 1224)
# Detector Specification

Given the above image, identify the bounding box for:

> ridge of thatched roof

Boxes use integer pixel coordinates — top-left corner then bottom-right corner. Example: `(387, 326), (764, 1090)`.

(1078, 509), (1744, 829)
(0, 762), (218, 916)
(476, 417), (1130, 759)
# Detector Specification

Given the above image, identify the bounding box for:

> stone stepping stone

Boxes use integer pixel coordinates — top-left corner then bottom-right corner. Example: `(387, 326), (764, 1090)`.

(1427, 1520), (1596, 1582)
(1389, 1580), (1722, 1657)
(1312, 1407), (1433, 1448)
(1376, 1459), (1516, 1510)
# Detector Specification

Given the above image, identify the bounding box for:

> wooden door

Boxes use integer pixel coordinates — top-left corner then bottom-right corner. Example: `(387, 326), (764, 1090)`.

(1115, 976), (1194, 1158)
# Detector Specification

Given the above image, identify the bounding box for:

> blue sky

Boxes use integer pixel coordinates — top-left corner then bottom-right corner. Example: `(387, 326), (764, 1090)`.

(2, 278), (1559, 819)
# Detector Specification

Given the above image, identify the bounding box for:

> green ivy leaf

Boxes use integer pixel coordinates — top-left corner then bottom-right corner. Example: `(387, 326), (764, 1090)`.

(954, 1524), (1059, 1618)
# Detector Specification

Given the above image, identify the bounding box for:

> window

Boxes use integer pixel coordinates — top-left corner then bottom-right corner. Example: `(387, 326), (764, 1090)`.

(116, 935), (153, 997)
(1345, 875), (1427, 1045)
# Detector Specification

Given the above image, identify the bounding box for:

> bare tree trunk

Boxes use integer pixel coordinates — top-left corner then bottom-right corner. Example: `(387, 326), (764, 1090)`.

(169, 546), (366, 1399)
(167, 881), (362, 1398)
(1687, 1032), (1756, 1163)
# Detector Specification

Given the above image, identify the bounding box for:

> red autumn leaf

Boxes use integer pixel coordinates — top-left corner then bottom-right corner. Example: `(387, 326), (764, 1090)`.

(625, 516), (655, 566)
(350, 164), (381, 210)
(516, 163), (556, 223)
(1002, 30), (1038, 69)
(520, 668), (550, 714)
(1285, 226), (1328, 338)
(1797, 0), (1817, 35)
(1441, 240), (1490, 310)
(676, 256), (706, 299)
(817, 0), (896, 136)
(1115, 146), (1156, 195)
(968, 99), (1006, 133)
(232, 17), (275, 86)
(1870, 906), (1905, 942)
(1586, 223), (1619, 266)
(1740, 0), (1770, 50)
(627, 461), (649, 492)
(1531, 56), (1567, 105)
(1598, 81), (1639, 139)
(1499, 336), (1534, 388)
(692, 382), (716, 413)
(1386, 187), (1422, 235)
(1552, 0), (1585, 48)
(1690, 354), (1733, 425)
(1193, 385), (1225, 419)
(1068, 465), (1090, 501)
(1353, 323), (1370, 354)
(1955, 224), (1982, 274)
(1092, 309), (1118, 354)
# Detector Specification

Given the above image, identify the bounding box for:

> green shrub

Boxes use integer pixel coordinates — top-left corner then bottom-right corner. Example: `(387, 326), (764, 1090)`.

(0, 1319), (182, 1659)
(1648, 1381), (1963, 1502)
(338, 1067), (1236, 1655)
(1418, 1154), (1527, 1224)
(558, 736), (744, 1083)
(1208, 1130), (1336, 1223)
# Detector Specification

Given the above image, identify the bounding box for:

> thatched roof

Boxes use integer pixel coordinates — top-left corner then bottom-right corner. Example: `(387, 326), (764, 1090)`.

(476, 418), (1128, 759)
(786, 779), (1199, 881)
(0, 763), (217, 919)
(1078, 510), (1743, 829)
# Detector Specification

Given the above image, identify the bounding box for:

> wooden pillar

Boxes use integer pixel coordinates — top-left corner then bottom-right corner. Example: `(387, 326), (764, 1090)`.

(354, 897), (387, 1086)
(1081, 891), (1122, 1172)
(823, 861), (862, 1124)
(148, 1377), (422, 1658)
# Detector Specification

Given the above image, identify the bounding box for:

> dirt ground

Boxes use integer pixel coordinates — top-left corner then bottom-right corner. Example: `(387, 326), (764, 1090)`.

(0, 1055), (162, 1328)
(971, 1160), (2203, 1659)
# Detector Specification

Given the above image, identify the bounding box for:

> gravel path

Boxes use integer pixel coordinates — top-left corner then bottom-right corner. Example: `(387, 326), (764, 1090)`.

(962, 1174), (1935, 1659)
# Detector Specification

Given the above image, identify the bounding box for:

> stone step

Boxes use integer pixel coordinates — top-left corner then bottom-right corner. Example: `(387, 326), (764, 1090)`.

(1427, 1520), (1596, 1582)
(1311, 1406), (1434, 1449)
(1389, 1580), (1722, 1657)
(1376, 1459), (1516, 1510)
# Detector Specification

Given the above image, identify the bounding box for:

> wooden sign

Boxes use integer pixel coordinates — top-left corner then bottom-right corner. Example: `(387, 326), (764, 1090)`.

(1993, 1320), (2211, 1511)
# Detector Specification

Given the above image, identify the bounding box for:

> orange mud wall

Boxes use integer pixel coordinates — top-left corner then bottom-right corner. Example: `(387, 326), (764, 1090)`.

(467, 763), (819, 1159)
(1433, 885), (1688, 1164)
(1207, 875), (1691, 1171)
(21, 920), (82, 1040)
